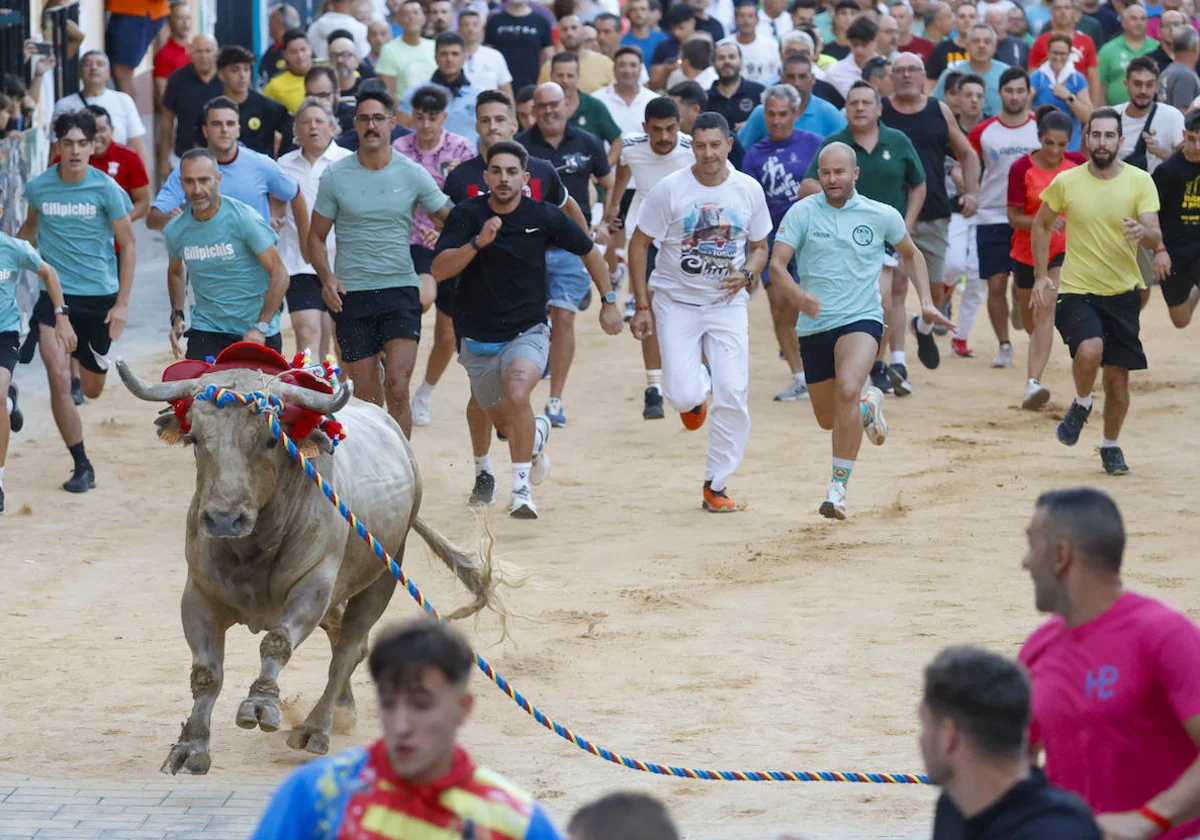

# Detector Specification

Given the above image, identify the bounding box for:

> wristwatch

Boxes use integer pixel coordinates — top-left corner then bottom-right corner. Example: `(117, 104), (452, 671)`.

(54, 304), (70, 316)
(602, 291), (617, 305)
(253, 321), (271, 334)
(169, 308), (184, 326)
(740, 268), (755, 287)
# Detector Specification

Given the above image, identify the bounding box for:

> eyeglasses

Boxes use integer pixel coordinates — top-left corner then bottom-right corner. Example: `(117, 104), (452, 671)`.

(354, 113), (392, 125)
(329, 50), (355, 60)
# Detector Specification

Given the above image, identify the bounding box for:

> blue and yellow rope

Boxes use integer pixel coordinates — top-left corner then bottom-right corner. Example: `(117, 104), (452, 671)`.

(194, 385), (933, 785)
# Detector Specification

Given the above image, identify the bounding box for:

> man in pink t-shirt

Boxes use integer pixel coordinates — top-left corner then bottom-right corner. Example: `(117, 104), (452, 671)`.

(1020, 487), (1200, 840)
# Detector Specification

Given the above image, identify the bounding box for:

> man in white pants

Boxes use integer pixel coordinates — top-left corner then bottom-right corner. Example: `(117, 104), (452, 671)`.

(628, 112), (770, 513)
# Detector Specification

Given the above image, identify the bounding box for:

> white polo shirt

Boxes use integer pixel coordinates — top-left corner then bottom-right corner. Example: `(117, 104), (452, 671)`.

(277, 141), (354, 275)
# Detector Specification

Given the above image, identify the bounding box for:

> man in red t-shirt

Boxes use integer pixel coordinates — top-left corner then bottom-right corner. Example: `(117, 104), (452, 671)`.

(1028, 0), (1101, 102)
(153, 2), (193, 99)
(54, 105), (150, 223)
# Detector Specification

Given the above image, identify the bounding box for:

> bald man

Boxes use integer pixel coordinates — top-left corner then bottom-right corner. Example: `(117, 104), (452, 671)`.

(161, 34), (223, 179)
(768, 142), (951, 520)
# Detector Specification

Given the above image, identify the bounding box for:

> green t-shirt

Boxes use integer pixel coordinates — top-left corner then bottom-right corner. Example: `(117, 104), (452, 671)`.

(804, 125), (926, 217)
(25, 165), (132, 297)
(375, 38), (437, 94)
(569, 92), (622, 144)
(0, 233), (43, 334)
(313, 151), (448, 292)
(164, 196), (282, 336)
(1097, 35), (1159, 105)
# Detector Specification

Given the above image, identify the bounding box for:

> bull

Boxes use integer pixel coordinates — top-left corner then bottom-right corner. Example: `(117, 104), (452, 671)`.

(116, 360), (502, 775)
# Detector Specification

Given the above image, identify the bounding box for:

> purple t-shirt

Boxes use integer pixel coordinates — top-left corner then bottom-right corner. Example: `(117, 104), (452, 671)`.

(741, 129), (825, 233)
(393, 130), (476, 247)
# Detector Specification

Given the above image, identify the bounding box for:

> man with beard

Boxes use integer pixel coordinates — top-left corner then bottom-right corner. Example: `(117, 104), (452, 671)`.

(399, 33), (481, 144)
(1032, 108), (1162, 475)
(719, 0), (783, 85)
(538, 15), (615, 93)
(706, 43), (765, 131)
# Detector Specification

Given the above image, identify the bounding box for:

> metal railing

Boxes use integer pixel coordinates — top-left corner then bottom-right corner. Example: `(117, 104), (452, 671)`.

(43, 0), (79, 103)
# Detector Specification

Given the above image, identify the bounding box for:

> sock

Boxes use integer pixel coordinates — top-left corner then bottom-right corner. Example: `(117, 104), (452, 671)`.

(1075, 393), (1094, 410)
(891, 350), (906, 366)
(832, 457), (854, 486)
(4, 395), (10, 414)
(916, 316), (934, 335)
(646, 369), (663, 394)
(512, 462), (531, 493)
(68, 441), (88, 468)
(474, 454), (492, 476)
(0, 466), (5, 489)
(1100, 436), (1119, 449)
(415, 380), (434, 399)
(547, 396), (562, 411)
(792, 371), (806, 385)
(1028, 378), (1039, 386)
(708, 476), (726, 492)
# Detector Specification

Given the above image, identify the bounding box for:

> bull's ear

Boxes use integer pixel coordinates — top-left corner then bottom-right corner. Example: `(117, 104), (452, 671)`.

(296, 429), (334, 459)
(154, 412), (192, 446)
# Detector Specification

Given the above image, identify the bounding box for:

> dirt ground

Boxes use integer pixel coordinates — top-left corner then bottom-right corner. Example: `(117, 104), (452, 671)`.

(1, 290), (1198, 838)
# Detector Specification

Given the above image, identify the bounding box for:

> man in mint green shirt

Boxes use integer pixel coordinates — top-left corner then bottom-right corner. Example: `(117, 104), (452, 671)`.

(768, 142), (949, 522)
(1097, 4), (1158, 105)
(309, 86), (450, 437)
(164, 149), (291, 363)
(374, 0), (437, 98)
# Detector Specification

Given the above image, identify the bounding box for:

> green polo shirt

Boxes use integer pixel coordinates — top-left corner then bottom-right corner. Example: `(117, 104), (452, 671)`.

(1097, 35), (1159, 105)
(804, 124), (926, 217)
(568, 92), (622, 144)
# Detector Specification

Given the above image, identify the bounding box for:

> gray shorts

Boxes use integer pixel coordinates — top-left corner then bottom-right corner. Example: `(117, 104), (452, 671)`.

(912, 217), (950, 287)
(457, 323), (551, 409)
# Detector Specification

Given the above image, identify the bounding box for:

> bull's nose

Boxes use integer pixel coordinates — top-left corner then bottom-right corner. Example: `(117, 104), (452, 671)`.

(202, 510), (250, 538)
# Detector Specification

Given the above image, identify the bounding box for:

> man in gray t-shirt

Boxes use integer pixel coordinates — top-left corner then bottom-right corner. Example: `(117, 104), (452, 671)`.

(1161, 27), (1200, 110)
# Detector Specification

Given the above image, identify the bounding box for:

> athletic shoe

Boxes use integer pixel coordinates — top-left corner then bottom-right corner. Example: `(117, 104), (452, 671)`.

(862, 385), (888, 445)
(8, 384), (23, 433)
(579, 288), (593, 312)
(933, 298), (952, 336)
(1056, 401), (1091, 446)
(469, 471), (496, 507)
(951, 338), (975, 358)
(410, 387), (432, 427)
(869, 362), (893, 395)
(680, 402), (707, 431)
(530, 415), (551, 485)
(0, 485), (4, 514)
(702, 480), (737, 512)
(63, 462), (95, 493)
(773, 377), (810, 401)
(643, 387), (664, 419)
(888, 363), (913, 397)
(1100, 446), (1130, 476)
(70, 376), (84, 406)
(509, 486), (538, 519)
(910, 314), (940, 370)
(992, 342), (1014, 368)
(1022, 380), (1050, 410)
(544, 398), (566, 428)
(610, 263), (627, 295)
(819, 480), (847, 520)
(624, 294), (637, 322)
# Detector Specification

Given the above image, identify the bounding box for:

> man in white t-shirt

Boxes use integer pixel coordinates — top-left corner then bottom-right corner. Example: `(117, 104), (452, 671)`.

(593, 46), (658, 135)
(719, 0), (783, 84)
(1115, 56), (1185, 177)
(627, 111), (771, 512)
(459, 10), (514, 96)
(52, 51), (147, 167)
(307, 0), (371, 59)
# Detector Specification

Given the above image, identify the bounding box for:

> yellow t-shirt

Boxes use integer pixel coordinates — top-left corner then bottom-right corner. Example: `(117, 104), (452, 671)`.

(1040, 162), (1160, 297)
(262, 71), (307, 115)
(538, 50), (615, 94)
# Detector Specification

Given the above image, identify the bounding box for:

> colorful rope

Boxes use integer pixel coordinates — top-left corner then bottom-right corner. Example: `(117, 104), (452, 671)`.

(197, 385), (932, 785)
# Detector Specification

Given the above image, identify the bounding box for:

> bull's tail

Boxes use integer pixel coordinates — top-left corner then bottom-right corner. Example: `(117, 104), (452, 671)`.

(411, 514), (512, 636)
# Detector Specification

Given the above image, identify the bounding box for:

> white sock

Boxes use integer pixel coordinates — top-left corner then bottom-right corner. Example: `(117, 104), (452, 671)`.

(4, 395), (10, 414)
(793, 371), (806, 385)
(1028, 378), (1040, 387)
(1075, 393), (1094, 410)
(646, 369), (663, 394)
(547, 396), (562, 410)
(708, 476), (726, 492)
(1101, 437), (1119, 449)
(0, 465), (5, 489)
(891, 350), (906, 366)
(474, 454), (492, 476)
(916, 316), (934, 336)
(415, 381), (434, 398)
(512, 462), (532, 493)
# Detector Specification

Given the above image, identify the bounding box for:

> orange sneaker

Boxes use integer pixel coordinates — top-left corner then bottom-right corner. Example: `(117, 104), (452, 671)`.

(681, 402), (707, 431)
(702, 480), (738, 512)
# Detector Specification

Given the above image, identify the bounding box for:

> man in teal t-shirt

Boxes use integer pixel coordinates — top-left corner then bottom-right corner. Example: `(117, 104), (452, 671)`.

(18, 109), (135, 495)
(309, 86), (450, 436)
(769, 142), (950, 522)
(164, 150), (290, 363)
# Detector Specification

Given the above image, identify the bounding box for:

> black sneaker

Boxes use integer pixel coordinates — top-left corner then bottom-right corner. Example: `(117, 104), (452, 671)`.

(63, 462), (95, 493)
(70, 376), (84, 406)
(888, 363), (913, 397)
(8, 384), (22, 433)
(643, 387), (664, 420)
(469, 471), (496, 506)
(0, 485), (5, 514)
(1056, 401), (1091, 446)
(869, 361), (893, 395)
(910, 314), (940, 370)
(1100, 446), (1130, 476)
(933, 298), (952, 336)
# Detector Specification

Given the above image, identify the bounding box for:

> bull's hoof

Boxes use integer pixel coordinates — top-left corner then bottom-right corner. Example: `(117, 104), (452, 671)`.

(161, 741), (211, 775)
(332, 703), (357, 735)
(286, 725), (330, 755)
(236, 696), (281, 732)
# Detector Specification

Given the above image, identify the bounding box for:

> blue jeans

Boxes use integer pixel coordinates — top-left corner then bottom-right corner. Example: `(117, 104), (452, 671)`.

(546, 248), (591, 312)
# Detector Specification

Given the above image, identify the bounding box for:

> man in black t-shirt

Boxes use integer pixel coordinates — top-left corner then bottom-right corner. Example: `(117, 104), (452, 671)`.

(486, 0), (555, 91)
(926, 1), (976, 82)
(1152, 109), (1200, 329)
(161, 35), (222, 177)
(433, 141), (622, 519)
(219, 45), (293, 157)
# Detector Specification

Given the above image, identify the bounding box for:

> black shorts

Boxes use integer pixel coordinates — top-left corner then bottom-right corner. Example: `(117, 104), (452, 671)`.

(1055, 290), (1146, 371)
(185, 330), (284, 362)
(286, 273), (326, 313)
(798, 319), (884, 385)
(616, 189), (636, 226)
(1012, 254), (1065, 290)
(0, 330), (17, 372)
(411, 244), (435, 276)
(435, 276), (458, 317)
(1161, 252), (1200, 307)
(332, 286), (422, 363)
(762, 238), (798, 289)
(647, 243), (658, 279)
(977, 223), (1014, 279)
(30, 291), (117, 374)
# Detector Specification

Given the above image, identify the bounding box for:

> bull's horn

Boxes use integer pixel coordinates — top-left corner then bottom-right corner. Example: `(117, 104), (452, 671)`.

(116, 359), (200, 402)
(275, 380), (354, 415)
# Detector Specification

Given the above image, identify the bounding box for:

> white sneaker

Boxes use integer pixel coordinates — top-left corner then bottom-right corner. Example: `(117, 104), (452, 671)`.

(773, 377), (810, 401)
(862, 385), (888, 445)
(411, 386), (433, 426)
(819, 480), (847, 520)
(1022, 379), (1050, 410)
(610, 263), (627, 294)
(624, 293), (637, 321)
(531, 415), (551, 485)
(992, 343), (1014, 368)
(510, 486), (538, 519)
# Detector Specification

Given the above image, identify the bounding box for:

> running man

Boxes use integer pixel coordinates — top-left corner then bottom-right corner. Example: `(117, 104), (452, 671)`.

(433, 141), (621, 519)
(1152, 108), (1200, 328)
(1033, 107), (1163, 475)
(165, 150), (291, 362)
(770, 142), (950, 520)
(0, 200), (73, 514)
(19, 109), (135, 494)
(252, 619), (563, 839)
(628, 112), (771, 514)
(309, 85), (451, 438)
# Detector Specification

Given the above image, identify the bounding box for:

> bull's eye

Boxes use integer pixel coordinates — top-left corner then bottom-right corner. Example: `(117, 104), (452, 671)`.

(265, 438), (278, 450)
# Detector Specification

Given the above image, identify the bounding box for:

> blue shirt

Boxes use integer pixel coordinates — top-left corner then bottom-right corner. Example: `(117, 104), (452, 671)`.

(399, 77), (481, 146)
(0, 233), (43, 334)
(934, 59), (1014, 118)
(153, 145), (299, 223)
(776, 190), (907, 336)
(25, 165), (133, 297)
(737, 96), (847, 149)
(621, 28), (668, 59)
(164, 196), (282, 337)
(1031, 70), (1088, 150)
(742, 129), (825, 233)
